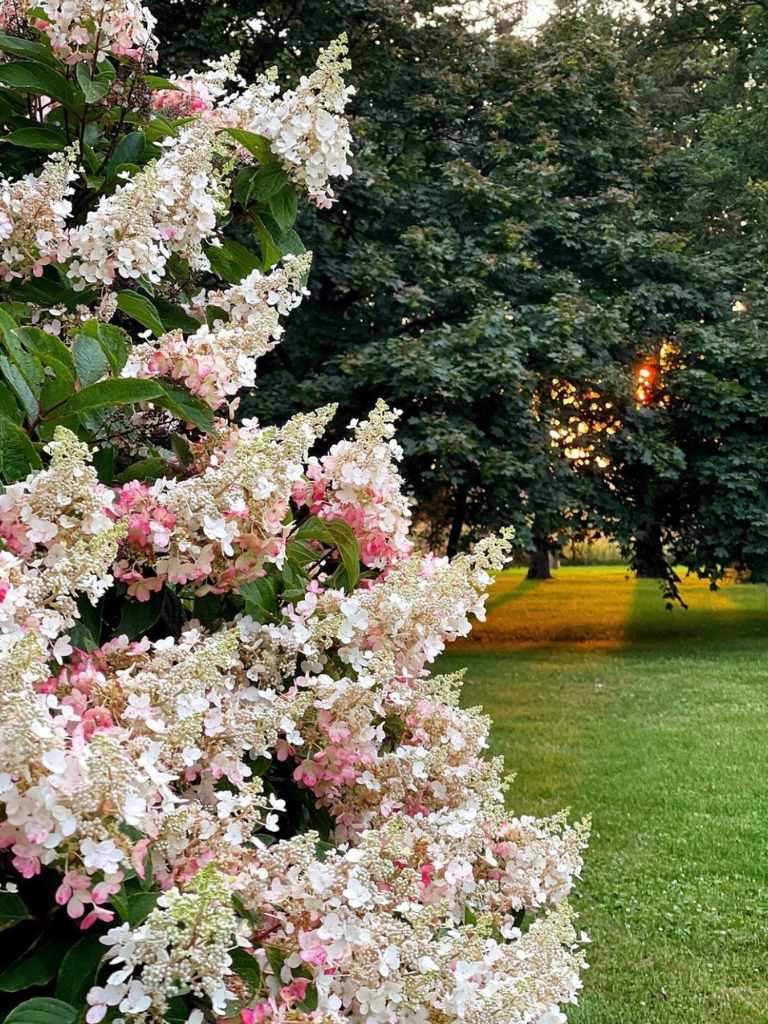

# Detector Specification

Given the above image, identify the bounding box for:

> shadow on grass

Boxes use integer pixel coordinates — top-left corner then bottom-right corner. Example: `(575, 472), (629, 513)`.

(623, 578), (768, 652)
(487, 576), (545, 611)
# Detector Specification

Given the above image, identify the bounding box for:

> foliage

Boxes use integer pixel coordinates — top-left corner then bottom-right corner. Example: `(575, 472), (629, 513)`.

(150, 0), (768, 595)
(0, 4), (588, 1024)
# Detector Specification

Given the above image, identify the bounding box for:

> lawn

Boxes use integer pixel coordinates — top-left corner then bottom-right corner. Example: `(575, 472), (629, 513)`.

(438, 566), (768, 1024)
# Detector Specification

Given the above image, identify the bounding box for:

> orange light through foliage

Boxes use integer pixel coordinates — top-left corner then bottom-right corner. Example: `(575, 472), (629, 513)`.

(635, 364), (655, 404)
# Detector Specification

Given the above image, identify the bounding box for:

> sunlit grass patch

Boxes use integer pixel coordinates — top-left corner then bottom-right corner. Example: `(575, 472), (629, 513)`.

(439, 568), (768, 1024)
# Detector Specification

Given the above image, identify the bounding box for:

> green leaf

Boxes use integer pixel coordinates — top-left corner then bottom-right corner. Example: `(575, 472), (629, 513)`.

(298, 983), (319, 1013)
(116, 291), (165, 336)
(143, 74), (181, 91)
(3, 998), (76, 1024)
(21, 328), (75, 376)
(0, 355), (38, 420)
(117, 586), (165, 639)
(0, 32), (65, 69)
(230, 948), (262, 998)
(252, 166), (288, 201)
(203, 237), (261, 285)
(71, 592), (103, 652)
(225, 127), (276, 165)
(252, 216), (283, 271)
(106, 132), (146, 176)
(269, 185), (299, 232)
(2, 126), (67, 151)
(151, 295), (202, 333)
(125, 891), (160, 927)
(116, 457), (171, 484)
(0, 380), (21, 422)
(0, 891), (30, 932)
(171, 433), (193, 468)
(79, 320), (130, 375)
(91, 444), (115, 486)
(164, 997), (191, 1023)
(154, 382), (215, 433)
(54, 378), (164, 418)
(0, 932), (69, 992)
(234, 166), (259, 208)
(55, 930), (106, 1008)
(142, 116), (178, 142)
(0, 413), (42, 481)
(240, 575), (280, 623)
(0, 61), (75, 107)
(73, 332), (111, 386)
(264, 945), (285, 980)
(294, 516), (361, 590)
(76, 59), (115, 103)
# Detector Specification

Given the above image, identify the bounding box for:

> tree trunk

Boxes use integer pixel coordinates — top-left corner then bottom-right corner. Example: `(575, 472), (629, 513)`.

(446, 484), (468, 559)
(527, 543), (552, 580)
(634, 525), (667, 579)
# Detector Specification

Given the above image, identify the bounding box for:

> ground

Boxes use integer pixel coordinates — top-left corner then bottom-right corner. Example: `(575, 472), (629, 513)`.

(438, 566), (768, 1024)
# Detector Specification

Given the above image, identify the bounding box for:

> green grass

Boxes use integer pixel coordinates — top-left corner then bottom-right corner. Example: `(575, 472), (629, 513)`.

(438, 567), (768, 1024)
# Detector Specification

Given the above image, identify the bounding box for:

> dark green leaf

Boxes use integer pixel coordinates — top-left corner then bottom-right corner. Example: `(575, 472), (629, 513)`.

(0, 32), (64, 69)
(0, 413), (42, 480)
(264, 945), (285, 980)
(252, 166), (288, 201)
(203, 237), (261, 284)
(230, 948), (262, 998)
(268, 186), (299, 232)
(0, 891), (29, 932)
(294, 516), (361, 590)
(0, 933), (69, 992)
(164, 997), (191, 1023)
(117, 587), (165, 639)
(0, 380), (22, 423)
(125, 891), (160, 927)
(171, 433), (193, 468)
(106, 133), (146, 176)
(116, 457), (171, 484)
(234, 166), (259, 208)
(1, 354), (42, 419)
(76, 60), (115, 103)
(143, 74), (181, 91)
(0, 61), (75, 107)
(225, 128), (276, 165)
(298, 984), (319, 1013)
(252, 216), (283, 271)
(240, 575), (280, 623)
(55, 930), (106, 1008)
(73, 332), (111, 386)
(152, 295), (202, 333)
(154, 382), (215, 433)
(2, 126), (67, 151)
(53, 378), (164, 418)
(3, 998), (76, 1024)
(116, 291), (165, 336)
(91, 444), (115, 486)
(78, 320), (130, 375)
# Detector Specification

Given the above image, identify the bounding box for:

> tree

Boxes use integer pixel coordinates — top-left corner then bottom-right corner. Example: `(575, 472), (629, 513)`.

(152, 0), (768, 593)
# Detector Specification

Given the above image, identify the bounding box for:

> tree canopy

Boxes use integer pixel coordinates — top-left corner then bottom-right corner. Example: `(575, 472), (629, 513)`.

(153, 0), (768, 591)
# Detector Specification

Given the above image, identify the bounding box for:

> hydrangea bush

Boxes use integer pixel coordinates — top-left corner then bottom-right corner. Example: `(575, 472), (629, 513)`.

(0, 3), (589, 1023)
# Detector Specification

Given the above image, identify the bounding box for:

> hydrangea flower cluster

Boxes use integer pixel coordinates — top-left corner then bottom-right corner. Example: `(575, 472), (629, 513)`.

(0, 414), (589, 1024)
(0, 147), (77, 281)
(68, 121), (226, 288)
(125, 254), (312, 406)
(0, 5), (589, 1023)
(0, 0), (158, 63)
(237, 36), (355, 207)
(155, 37), (355, 207)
